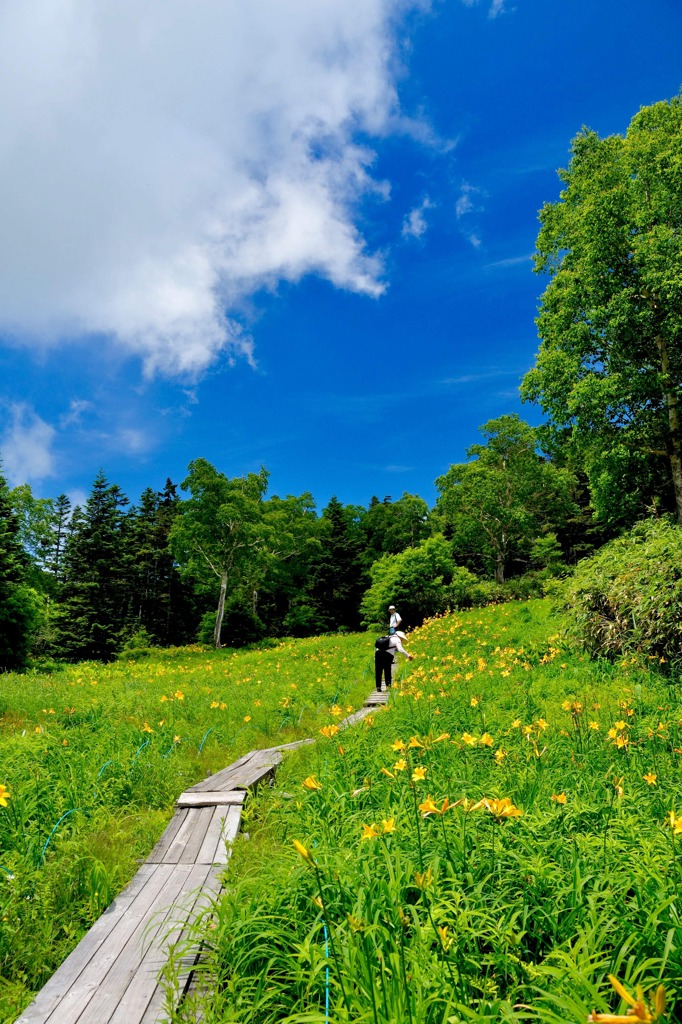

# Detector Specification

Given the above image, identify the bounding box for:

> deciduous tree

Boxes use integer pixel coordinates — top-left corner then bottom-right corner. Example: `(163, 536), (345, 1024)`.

(522, 95), (682, 526)
(435, 416), (575, 584)
(169, 460), (269, 647)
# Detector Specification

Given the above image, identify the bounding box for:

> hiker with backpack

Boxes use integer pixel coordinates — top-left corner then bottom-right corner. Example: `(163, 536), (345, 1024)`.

(374, 630), (413, 692)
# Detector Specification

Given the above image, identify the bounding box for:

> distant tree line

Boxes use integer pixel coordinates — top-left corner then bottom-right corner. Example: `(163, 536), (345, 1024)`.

(0, 412), (604, 668)
(3, 93), (682, 669)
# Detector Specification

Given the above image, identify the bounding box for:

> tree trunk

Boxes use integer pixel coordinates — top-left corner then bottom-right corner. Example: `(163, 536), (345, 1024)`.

(214, 570), (228, 647)
(494, 553), (505, 585)
(658, 335), (682, 526)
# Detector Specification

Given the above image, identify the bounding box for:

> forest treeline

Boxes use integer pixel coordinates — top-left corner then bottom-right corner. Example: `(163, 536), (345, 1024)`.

(3, 92), (682, 670)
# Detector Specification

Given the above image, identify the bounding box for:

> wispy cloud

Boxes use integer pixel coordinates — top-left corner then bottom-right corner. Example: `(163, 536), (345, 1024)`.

(488, 0), (509, 18)
(460, 0), (512, 17)
(402, 196), (435, 240)
(0, 403), (56, 485)
(455, 183), (484, 220)
(443, 368), (523, 386)
(0, 1), (432, 379)
(485, 253), (533, 269)
(59, 398), (94, 428)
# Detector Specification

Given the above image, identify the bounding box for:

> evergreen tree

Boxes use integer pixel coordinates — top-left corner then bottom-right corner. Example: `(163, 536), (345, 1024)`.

(0, 466), (39, 669)
(54, 472), (131, 661)
(307, 496), (366, 630)
(125, 480), (197, 645)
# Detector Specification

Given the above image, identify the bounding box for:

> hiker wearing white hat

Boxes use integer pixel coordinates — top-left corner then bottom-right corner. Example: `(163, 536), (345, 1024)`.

(388, 605), (402, 635)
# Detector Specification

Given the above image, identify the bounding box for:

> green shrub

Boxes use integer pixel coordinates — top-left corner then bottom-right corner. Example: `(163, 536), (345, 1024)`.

(360, 535), (479, 629)
(558, 515), (682, 665)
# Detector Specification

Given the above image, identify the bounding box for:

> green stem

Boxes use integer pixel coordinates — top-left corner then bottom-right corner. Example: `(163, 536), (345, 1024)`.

(361, 931), (379, 1024)
(313, 865), (351, 1015)
(398, 919), (414, 1024)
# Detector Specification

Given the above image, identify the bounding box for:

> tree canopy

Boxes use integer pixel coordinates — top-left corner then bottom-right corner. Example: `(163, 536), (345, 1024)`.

(522, 94), (682, 526)
(435, 415), (576, 584)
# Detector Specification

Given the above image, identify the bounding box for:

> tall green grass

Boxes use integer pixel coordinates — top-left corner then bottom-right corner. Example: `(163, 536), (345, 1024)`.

(0, 634), (374, 1022)
(173, 601), (680, 1023)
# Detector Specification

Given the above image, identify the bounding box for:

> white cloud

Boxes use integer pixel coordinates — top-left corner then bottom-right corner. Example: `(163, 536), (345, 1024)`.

(59, 398), (93, 428)
(488, 0), (508, 18)
(455, 182), (484, 219)
(0, 0), (429, 378)
(0, 403), (56, 485)
(460, 0), (509, 16)
(401, 196), (435, 239)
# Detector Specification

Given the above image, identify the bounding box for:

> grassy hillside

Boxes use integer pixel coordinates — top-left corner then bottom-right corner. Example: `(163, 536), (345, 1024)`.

(0, 634), (375, 1021)
(177, 600), (681, 1023)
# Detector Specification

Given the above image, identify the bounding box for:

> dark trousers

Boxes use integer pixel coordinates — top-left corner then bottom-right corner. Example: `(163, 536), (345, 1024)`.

(375, 651), (393, 690)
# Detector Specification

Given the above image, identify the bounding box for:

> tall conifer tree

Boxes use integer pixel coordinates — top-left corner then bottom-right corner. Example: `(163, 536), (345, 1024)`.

(0, 465), (37, 669)
(55, 472), (130, 661)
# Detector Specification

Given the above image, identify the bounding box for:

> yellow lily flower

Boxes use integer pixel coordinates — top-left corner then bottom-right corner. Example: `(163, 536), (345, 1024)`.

(482, 797), (523, 820)
(361, 823), (380, 840)
(411, 766), (427, 782)
(382, 818), (396, 833)
(302, 775), (322, 791)
(293, 840), (315, 865)
(667, 810), (682, 834)
(319, 724), (340, 738)
(0, 785), (10, 807)
(643, 773), (657, 786)
(418, 795), (440, 816)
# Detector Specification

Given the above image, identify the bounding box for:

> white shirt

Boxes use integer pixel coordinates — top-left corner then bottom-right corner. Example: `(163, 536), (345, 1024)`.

(388, 635), (409, 658)
(389, 611), (402, 629)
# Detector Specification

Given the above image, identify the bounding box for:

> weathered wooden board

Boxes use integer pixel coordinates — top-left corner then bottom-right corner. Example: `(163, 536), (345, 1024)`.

(15, 864), (159, 1024)
(176, 790), (245, 808)
(73, 861), (211, 1024)
(147, 809), (189, 864)
(187, 751), (281, 793)
(195, 804), (241, 865)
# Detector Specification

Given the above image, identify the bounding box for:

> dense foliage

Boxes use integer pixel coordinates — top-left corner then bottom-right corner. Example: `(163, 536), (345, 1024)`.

(557, 516), (682, 667)
(522, 94), (682, 528)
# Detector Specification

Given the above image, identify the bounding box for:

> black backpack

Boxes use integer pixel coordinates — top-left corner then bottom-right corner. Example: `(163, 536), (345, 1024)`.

(375, 635), (391, 652)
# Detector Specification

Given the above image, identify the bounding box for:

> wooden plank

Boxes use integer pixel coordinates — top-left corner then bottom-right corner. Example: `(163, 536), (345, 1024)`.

(72, 862), (201, 1024)
(340, 707), (376, 728)
(186, 751), (257, 793)
(176, 791), (245, 808)
(137, 865), (224, 1024)
(176, 808), (215, 865)
(104, 861), (216, 1024)
(188, 748), (281, 793)
(31, 863), (179, 1024)
(221, 805), (242, 862)
(147, 808), (188, 864)
(15, 864), (159, 1024)
(164, 808), (212, 865)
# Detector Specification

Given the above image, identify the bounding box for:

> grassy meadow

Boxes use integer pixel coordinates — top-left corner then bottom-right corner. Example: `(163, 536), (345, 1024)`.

(0, 634), (375, 1022)
(169, 600), (681, 1024)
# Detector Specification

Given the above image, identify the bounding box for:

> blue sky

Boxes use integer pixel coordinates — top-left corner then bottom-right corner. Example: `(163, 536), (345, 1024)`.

(1, 0), (681, 511)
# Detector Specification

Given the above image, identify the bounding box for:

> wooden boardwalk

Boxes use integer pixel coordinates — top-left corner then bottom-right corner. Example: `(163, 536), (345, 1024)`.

(16, 689), (387, 1024)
